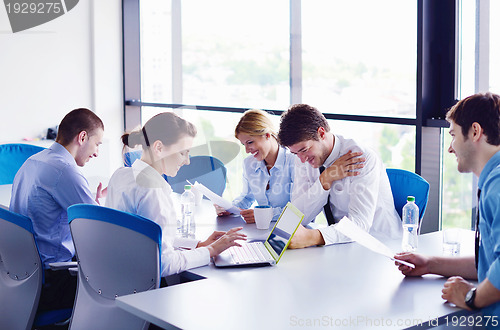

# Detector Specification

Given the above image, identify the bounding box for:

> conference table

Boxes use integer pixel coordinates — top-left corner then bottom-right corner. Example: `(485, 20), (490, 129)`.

(116, 201), (477, 329)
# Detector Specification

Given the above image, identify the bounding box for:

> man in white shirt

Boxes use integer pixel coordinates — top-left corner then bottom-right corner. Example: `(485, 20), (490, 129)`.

(278, 104), (402, 248)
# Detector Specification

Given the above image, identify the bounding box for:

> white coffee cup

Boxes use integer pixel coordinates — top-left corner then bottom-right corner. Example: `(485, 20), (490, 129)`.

(254, 205), (273, 230)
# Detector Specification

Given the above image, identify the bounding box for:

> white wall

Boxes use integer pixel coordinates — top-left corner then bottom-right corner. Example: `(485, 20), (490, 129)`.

(0, 0), (123, 188)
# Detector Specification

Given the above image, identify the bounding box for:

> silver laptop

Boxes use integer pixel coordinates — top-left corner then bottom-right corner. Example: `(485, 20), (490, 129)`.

(213, 202), (304, 267)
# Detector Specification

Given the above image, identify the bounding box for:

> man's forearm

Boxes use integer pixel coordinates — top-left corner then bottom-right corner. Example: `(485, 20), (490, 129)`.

(475, 278), (500, 309)
(428, 255), (477, 280)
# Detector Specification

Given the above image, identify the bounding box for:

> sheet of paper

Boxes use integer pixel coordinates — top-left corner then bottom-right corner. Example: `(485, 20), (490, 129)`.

(191, 181), (241, 214)
(335, 217), (415, 268)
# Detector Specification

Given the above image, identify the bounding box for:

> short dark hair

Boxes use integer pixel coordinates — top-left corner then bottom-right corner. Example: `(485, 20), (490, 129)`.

(56, 108), (104, 146)
(122, 112), (197, 149)
(278, 104), (330, 146)
(446, 92), (500, 146)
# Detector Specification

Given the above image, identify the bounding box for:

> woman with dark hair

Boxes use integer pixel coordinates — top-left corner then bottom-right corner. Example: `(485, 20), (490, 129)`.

(106, 112), (246, 276)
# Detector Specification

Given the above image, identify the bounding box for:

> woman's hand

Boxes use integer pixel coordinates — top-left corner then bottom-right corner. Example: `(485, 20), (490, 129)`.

(320, 151), (365, 190)
(214, 204), (231, 217)
(207, 227), (247, 257)
(239, 209), (255, 223)
(197, 230), (226, 247)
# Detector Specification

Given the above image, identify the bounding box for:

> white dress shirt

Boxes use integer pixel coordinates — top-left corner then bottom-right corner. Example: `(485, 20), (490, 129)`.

(106, 160), (210, 276)
(291, 134), (402, 245)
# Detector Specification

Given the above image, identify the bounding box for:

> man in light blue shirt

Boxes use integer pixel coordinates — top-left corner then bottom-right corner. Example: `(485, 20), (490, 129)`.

(396, 93), (500, 321)
(10, 108), (105, 313)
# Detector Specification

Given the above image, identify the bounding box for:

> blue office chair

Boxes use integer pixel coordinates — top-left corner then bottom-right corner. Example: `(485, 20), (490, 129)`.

(0, 143), (45, 185)
(386, 168), (430, 222)
(0, 208), (72, 330)
(123, 150), (142, 167)
(165, 155), (227, 195)
(68, 204), (162, 330)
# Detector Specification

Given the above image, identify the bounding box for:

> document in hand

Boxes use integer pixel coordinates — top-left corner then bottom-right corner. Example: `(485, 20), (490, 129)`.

(335, 217), (415, 268)
(191, 181), (241, 214)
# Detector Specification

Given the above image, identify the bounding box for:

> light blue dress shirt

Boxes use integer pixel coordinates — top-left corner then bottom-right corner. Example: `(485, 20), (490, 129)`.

(9, 142), (96, 269)
(477, 150), (500, 317)
(232, 146), (295, 221)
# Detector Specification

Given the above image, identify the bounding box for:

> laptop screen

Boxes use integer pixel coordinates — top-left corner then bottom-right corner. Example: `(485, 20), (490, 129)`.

(264, 203), (304, 261)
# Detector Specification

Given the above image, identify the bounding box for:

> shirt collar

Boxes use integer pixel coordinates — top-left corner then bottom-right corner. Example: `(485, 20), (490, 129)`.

(478, 150), (500, 190)
(254, 146), (286, 173)
(132, 159), (164, 180)
(50, 142), (78, 167)
(322, 134), (341, 168)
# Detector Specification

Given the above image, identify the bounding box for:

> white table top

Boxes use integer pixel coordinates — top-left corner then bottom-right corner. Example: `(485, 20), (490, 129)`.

(116, 202), (476, 330)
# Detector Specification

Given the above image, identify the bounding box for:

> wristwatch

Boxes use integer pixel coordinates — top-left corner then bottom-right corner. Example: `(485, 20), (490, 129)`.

(465, 287), (479, 310)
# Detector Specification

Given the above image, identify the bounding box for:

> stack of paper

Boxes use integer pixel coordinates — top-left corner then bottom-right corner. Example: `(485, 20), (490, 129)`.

(191, 181), (241, 214)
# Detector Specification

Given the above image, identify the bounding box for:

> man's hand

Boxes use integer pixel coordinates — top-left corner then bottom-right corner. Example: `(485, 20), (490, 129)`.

(320, 151), (365, 190)
(394, 252), (431, 276)
(442, 276), (475, 309)
(95, 182), (107, 205)
(289, 225), (325, 249)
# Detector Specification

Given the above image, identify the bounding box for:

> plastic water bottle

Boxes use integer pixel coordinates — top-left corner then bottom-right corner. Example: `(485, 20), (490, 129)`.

(180, 185), (196, 238)
(402, 196), (419, 252)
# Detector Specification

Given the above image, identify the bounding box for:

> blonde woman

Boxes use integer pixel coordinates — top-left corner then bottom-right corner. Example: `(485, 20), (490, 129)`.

(106, 112), (246, 276)
(215, 109), (295, 223)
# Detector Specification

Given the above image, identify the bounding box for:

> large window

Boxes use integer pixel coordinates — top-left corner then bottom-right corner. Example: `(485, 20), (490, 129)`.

(125, 0), (494, 232)
(302, 0), (417, 118)
(141, 0), (289, 109)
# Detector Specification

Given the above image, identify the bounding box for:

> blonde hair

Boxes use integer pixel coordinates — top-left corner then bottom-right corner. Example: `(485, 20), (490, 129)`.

(235, 109), (277, 139)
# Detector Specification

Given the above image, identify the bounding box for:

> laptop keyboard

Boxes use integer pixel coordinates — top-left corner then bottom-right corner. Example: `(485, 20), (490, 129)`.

(227, 242), (268, 264)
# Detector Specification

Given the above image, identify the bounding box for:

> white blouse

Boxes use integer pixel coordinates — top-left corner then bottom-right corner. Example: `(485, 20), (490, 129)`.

(106, 160), (210, 276)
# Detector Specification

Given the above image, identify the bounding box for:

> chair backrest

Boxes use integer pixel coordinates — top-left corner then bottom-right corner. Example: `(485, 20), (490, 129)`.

(68, 204), (162, 330)
(0, 208), (43, 330)
(0, 143), (45, 185)
(386, 168), (430, 221)
(165, 155), (227, 195)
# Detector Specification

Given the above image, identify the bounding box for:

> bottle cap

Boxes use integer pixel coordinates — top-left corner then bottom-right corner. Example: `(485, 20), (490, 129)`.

(407, 196), (415, 202)
(184, 185), (191, 190)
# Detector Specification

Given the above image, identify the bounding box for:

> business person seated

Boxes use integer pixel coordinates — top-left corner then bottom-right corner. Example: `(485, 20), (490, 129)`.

(277, 104), (401, 249)
(215, 109), (296, 223)
(105, 112), (246, 276)
(10, 108), (106, 313)
(395, 92), (500, 317)
(216, 109), (361, 224)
